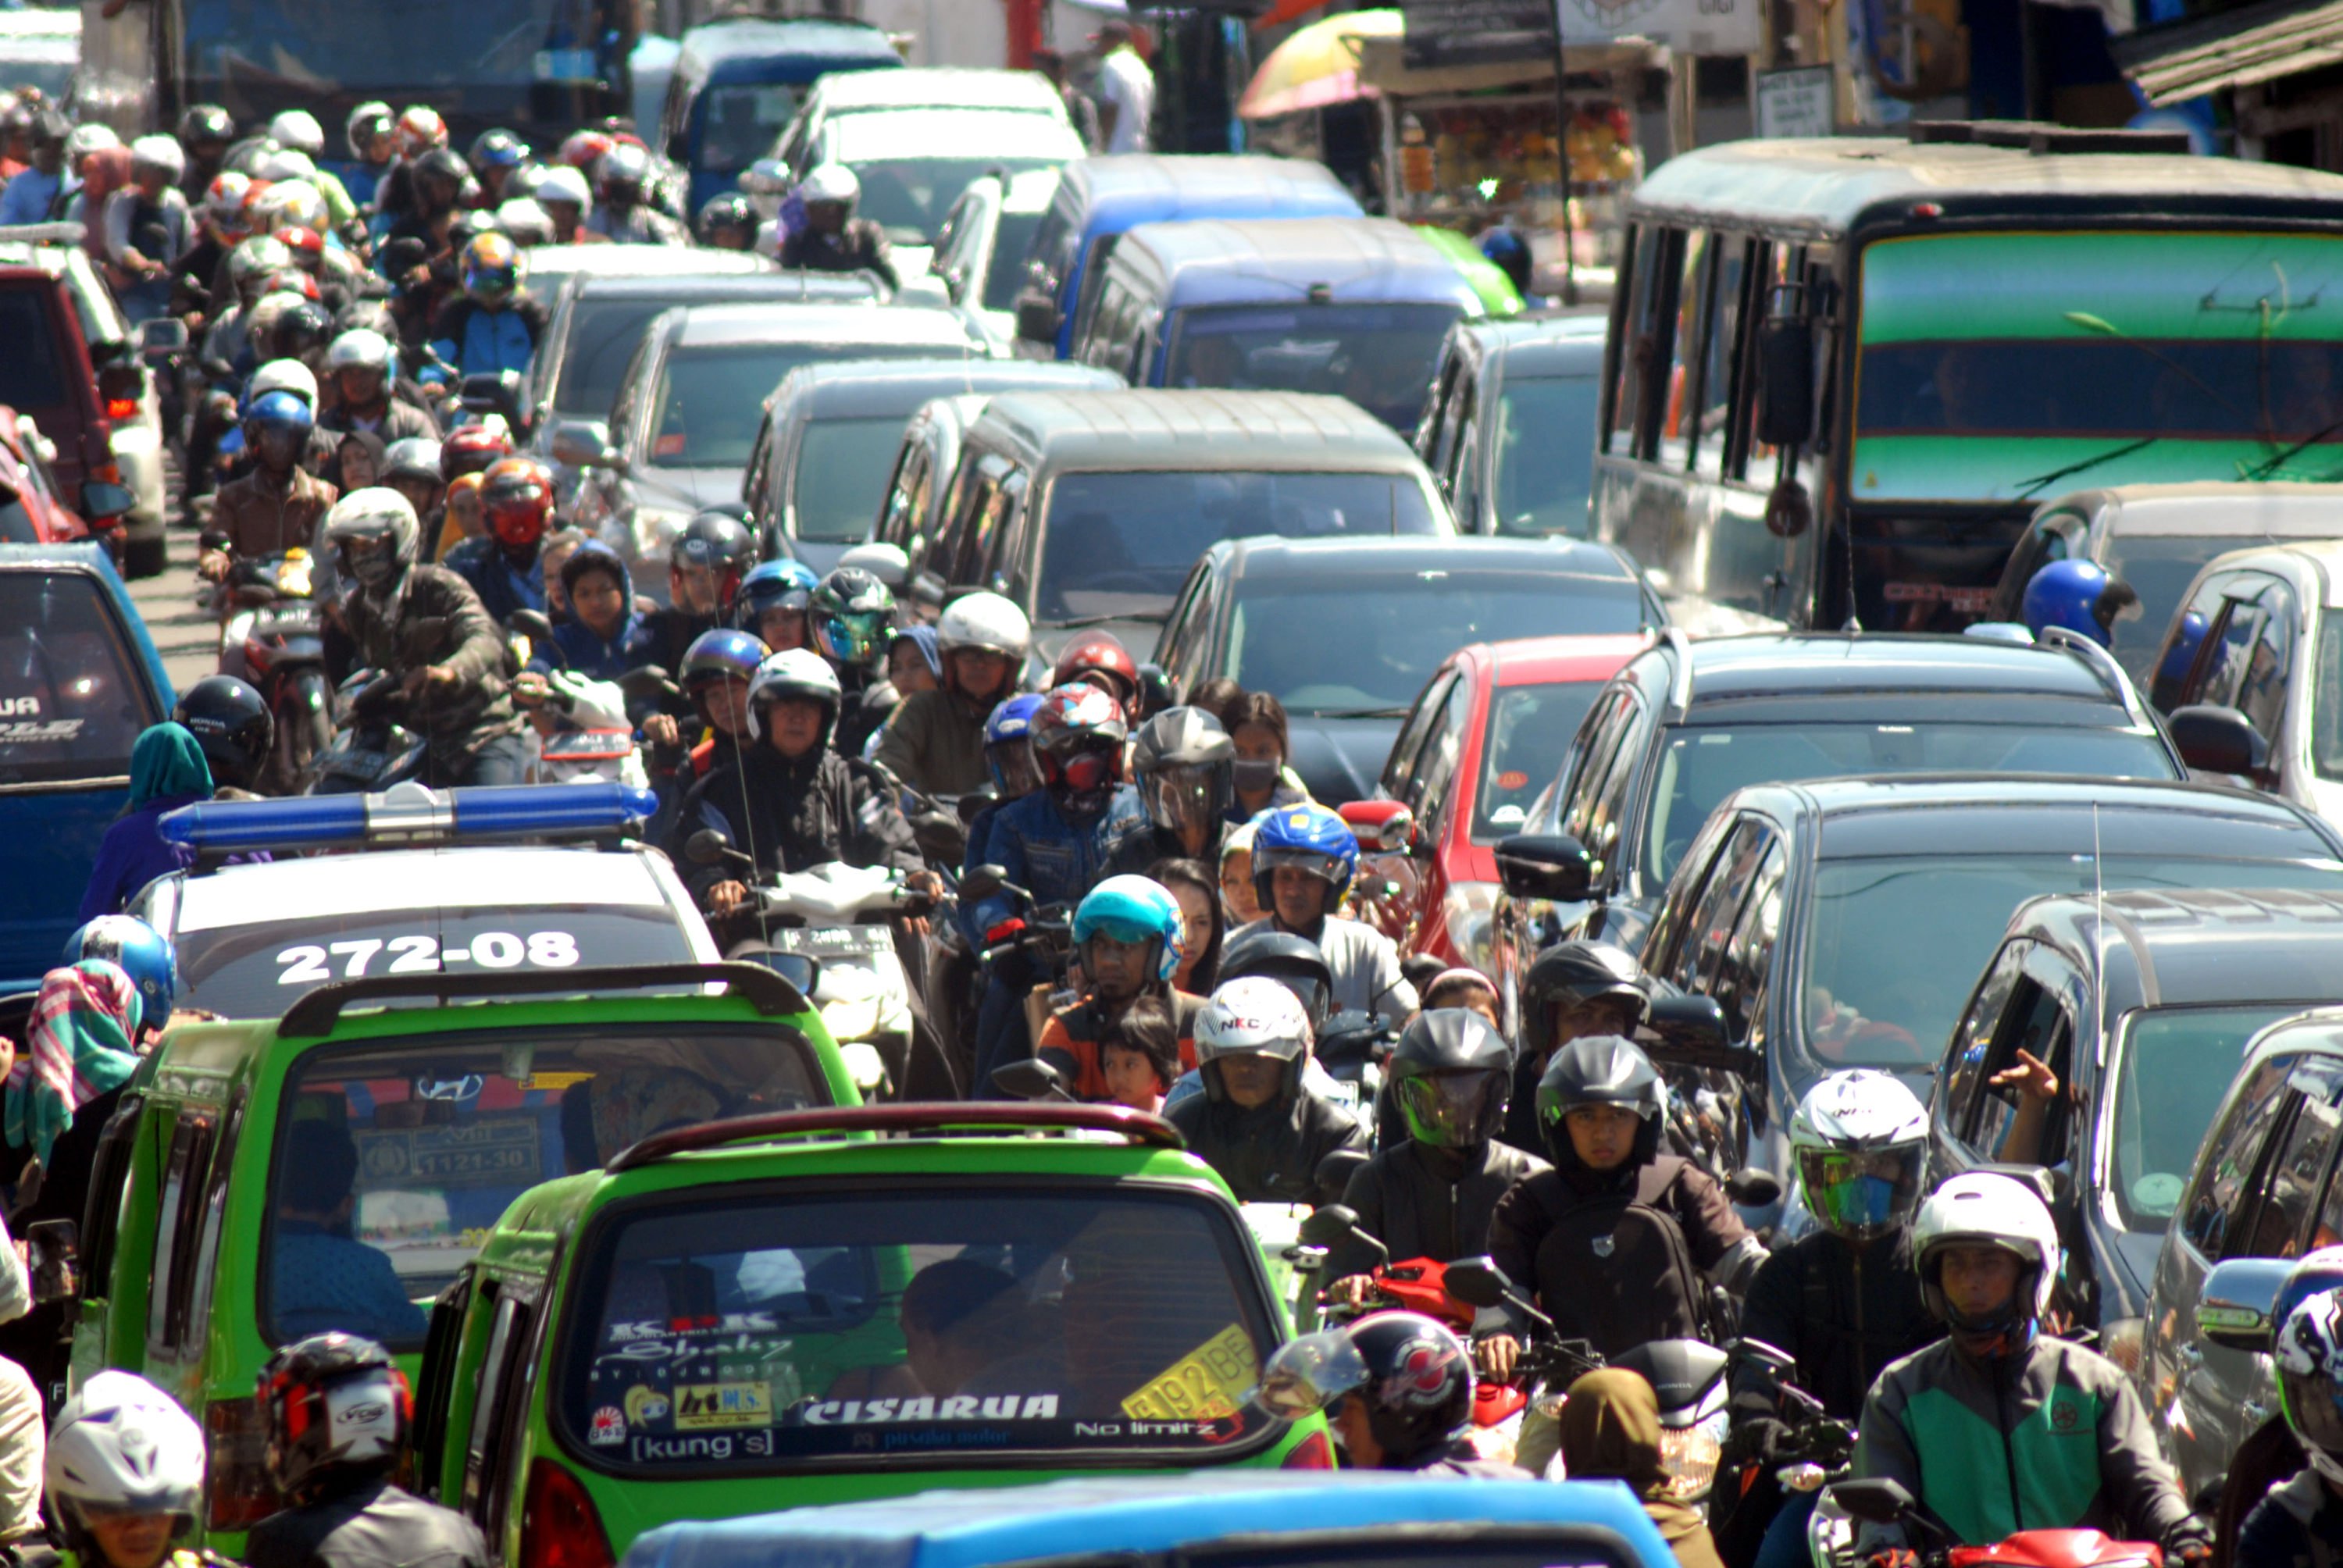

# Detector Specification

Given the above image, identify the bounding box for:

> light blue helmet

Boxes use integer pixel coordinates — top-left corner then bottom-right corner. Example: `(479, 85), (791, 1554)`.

(2022, 558), (2127, 647)
(1072, 875), (1186, 983)
(735, 559), (821, 629)
(64, 916), (177, 1017)
(1252, 802), (1360, 913)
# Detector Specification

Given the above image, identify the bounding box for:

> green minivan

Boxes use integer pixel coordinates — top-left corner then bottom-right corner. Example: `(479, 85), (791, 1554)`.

(411, 1103), (1329, 1568)
(62, 963), (853, 1552)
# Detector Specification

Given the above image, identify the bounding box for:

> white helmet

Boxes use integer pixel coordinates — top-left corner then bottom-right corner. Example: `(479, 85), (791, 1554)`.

(248, 356), (319, 408)
(269, 109), (326, 155)
(325, 328), (397, 376)
(495, 197), (555, 246)
(253, 177), (326, 233)
(801, 162), (859, 207)
(129, 134), (184, 177)
(1194, 975), (1312, 1103)
(837, 540), (909, 590)
(322, 486), (422, 593)
(380, 437), (442, 488)
(936, 590), (1030, 661)
(1788, 1069), (1930, 1242)
(64, 123), (119, 162)
(46, 1370), (205, 1542)
(594, 142), (651, 188)
(531, 164), (590, 209)
(744, 647), (843, 744)
(1912, 1171), (2062, 1331)
(228, 234), (292, 294)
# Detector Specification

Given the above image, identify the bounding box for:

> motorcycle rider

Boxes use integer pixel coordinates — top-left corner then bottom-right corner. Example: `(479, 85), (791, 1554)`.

(586, 144), (686, 245)
(1114, 705), (1236, 871)
(1229, 804), (1417, 1021)
(176, 103), (235, 202)
(45, 1372), (230, 1568)
(319, 486), (530, 786)
(467, 128), (529, 208)
(647, 512), (758, 674)
(247, 1334), (487, 1568)
(319, 330), (438, 445)
(199, 390), (337, 583)
(2022, 558), (2138, 650)
(1505, 941), (1650, 1154)
(2234, 1255), (2343, 1568)
(541, 543), (654, 682)
(530, 166), (594, 244)
(874, 590), (1030, 796)
(1853, 1173), (2209, 1568)
(377, 438), (445, 547)
(1052, 633), (1142, 718)
(341, 103), (398, 208)
(958, 691), (1046, 935)
(779, 164), (896, 287)
(1035, 875), (1201, 1098)
(1168, 974), (1367, 1203)
(173, 675), (275, 798)
(734, 558), (820, 652)
(1733, 1071), (1938, 1568)
(644, 627), (767, 803)
(696, 192), (758, 251)
(683, 649), (922, 917)
(443, 456), (554, 625)
(105, 136), (190, 323)
(808, 565), (900, 757)
(1321, 1007), (1549, 1293)
(428, 232), (546, 380)
(1255, 1313), (1528, 1477)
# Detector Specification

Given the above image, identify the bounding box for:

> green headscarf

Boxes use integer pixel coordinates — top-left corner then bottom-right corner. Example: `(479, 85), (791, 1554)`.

(127, 722), (212, 811)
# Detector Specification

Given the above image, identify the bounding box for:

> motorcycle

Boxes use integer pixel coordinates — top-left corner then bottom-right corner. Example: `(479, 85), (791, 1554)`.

(305, 667), (428, 794)
(1826, 1477), (2164, 1568)
(505, 611), (651, 788)
(216, 548), (330, 793)
(960, 861), (1077, 1055)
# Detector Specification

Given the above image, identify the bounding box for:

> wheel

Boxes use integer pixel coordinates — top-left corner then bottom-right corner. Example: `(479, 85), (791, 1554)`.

(122, 532), (168, 579)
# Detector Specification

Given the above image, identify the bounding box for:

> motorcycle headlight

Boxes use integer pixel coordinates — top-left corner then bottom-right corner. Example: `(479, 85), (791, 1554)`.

(1442, 879), (1503, 972)
(1654, 1408), (1729, 1502)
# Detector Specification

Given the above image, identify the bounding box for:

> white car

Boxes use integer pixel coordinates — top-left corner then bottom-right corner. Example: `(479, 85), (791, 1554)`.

(927, 167), (1062, 351)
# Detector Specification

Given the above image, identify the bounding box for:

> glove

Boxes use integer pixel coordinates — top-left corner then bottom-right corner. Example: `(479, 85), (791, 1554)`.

(2164, 1523), (2213, 1567)
(1726, 1418), (1791, 1467)
(1866, 1550), (1919, 1568)
(985, 918), (1025, 944)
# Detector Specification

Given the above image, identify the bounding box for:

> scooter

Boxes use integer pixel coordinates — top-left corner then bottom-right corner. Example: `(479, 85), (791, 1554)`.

(216, 549), (330, 793)
(305, 667), (427, 794)
(1827, 1477), (2164, 1568)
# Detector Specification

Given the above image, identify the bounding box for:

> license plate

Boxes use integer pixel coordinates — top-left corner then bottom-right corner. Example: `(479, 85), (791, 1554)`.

(770, 924), (890, 957)
(1122, 1324), (1256, 1420)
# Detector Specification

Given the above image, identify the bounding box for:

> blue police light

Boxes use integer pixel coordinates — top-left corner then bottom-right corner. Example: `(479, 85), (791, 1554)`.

(159, 782), (660, 854)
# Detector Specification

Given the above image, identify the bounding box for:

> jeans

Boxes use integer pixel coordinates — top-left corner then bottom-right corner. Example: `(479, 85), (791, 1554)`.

(971, 956), (1038, 1099)
(1754, 1484), (1820, 1568)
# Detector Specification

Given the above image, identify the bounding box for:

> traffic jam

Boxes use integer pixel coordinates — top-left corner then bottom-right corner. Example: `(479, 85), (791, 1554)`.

(2, 4), (2343, 1568)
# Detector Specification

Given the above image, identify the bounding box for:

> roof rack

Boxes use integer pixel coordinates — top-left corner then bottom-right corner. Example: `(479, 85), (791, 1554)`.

(1904, 120), (2192, 155)
(276, 961), (807, 1037)
(2033, 625), (2150, 728)
(604, 1102), (1185, 1172)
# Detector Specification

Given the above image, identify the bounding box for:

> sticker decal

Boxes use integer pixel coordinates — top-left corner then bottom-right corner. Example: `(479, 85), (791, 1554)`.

(587, 1406), (626, 1445)
(673, 1381), (772, 1431)
(623, 1384), (670, 1427)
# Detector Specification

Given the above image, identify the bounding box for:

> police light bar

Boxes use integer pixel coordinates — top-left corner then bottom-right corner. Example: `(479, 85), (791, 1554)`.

(158, 781), (660, 855)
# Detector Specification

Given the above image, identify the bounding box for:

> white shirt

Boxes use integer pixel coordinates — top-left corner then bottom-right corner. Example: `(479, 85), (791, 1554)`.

(1097, 47), (1154, 154)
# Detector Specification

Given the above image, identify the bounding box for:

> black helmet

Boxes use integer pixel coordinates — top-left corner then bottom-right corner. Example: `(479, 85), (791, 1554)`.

(177, 104), (235, 148)
(1521, 941), (1649, 1060)
(696, 191), (758, 244)
(1132, 705), (1233, 839)
(1388, 1008), (1513, 1149)
(1535, 1033), (1664, 1172)
(271, 299), (333, 363)
(173, 675), (273, 791)
(1255, 1313), (1473, 1467)
(258, 1332), (412, 1502)
(1216, 926), (1334, 1028)
(670, 511), (756, 612)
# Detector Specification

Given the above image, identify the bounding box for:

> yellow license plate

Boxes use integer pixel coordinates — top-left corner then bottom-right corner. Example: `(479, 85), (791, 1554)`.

(1122, 1324), (1257, 1420)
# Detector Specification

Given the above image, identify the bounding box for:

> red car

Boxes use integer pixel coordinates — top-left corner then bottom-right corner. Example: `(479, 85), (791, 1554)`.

(1346, 633), (1649, 971)
(0, 405), (101, 545)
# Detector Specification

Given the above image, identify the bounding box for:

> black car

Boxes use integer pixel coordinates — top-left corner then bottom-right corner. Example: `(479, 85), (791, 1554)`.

(1625, 777), (2343, 1229)
(1487, 629), (2186, 1009)
(1152, 535), (1665, 803)
(1930, 886), (2343, 1363)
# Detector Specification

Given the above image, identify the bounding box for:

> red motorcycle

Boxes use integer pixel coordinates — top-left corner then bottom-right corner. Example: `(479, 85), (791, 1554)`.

(1832, 1477), (2164, 1568)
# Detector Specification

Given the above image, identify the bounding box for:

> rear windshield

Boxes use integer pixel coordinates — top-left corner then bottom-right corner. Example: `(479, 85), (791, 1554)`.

(0, 570), (157, 783)
(698, 84), (801, 175)
(558, 1185), (1278, 1471)
(984, 210), (1046, 312)
(0, 289), (67, 412)
(1492, 376), (1599, 537)
(555, 298), (675, 421)
(652, 344), (943, 470)
(262, 1025), (828, 1350)
(173, 906), (699, 1017)
(793, 416), (912, 542)
(1475, 680), (1607, 839)
(1167, 303), (1464, 432)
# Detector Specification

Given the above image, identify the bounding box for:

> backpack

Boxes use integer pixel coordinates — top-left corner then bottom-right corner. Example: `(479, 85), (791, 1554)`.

(1529, 1157), (1711, 1360)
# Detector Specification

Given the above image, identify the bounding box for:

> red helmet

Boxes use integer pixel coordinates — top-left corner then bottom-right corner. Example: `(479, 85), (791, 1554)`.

(440, 424), (512, 484)
(480, 457), (554, 550)
(558, 130), (615, 172)
(1051, 632), (1140, 715)
(395, 106), (448, 159)
(1030, 682), (1127, 807)
(276, 224), (325, 262)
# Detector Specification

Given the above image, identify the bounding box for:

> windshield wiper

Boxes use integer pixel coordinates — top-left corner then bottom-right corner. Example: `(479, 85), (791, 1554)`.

(1311, 705), (1414, 720)
(2013, 437), (2159, 500)
(1044, 609), (1168, 629)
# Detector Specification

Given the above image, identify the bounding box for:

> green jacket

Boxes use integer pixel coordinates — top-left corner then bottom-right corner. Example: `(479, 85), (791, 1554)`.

(872, 686), (993, 796)
(1853, 1333), (2199, 1552)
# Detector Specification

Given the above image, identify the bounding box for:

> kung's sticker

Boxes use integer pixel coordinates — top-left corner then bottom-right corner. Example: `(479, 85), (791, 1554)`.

(587, 1406), (626, 1445)
(1123, 1324), (1256, 1421)
(673, 1381), (771, 1431)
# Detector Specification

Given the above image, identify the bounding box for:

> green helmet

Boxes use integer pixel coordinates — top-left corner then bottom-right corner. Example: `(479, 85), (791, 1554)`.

(810, 566), (896, 671)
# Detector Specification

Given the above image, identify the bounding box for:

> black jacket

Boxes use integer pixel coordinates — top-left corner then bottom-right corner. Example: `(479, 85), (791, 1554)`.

(1730, 1225), (1938, 1424)
(1166, 1087), (1367, 1204)
(779, 218), (897, 289)
(1324, 1137), (1550, 1283)
(679, 741), (919, 896)
(247, 1481), (488, 1568)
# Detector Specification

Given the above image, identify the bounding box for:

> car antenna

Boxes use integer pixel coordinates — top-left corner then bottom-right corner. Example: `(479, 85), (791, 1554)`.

(2092, 802), (2106, 1062)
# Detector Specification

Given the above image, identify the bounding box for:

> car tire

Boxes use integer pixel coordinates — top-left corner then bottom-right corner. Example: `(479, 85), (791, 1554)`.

(123, 533), (168, 579)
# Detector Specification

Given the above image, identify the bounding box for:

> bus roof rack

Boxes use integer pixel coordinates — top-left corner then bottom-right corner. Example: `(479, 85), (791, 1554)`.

(604, 1102), (1186, 1172)
(1904, 120), (2193, 155)
(276, 961), (808, 1036)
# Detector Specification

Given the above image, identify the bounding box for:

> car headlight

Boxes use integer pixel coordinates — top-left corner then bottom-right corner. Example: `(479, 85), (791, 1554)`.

(1443, 879), (1503, 972)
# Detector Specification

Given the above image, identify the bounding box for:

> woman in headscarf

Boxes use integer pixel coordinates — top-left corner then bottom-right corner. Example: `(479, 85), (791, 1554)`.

(77, 722), (212, 921)
(333, 428), (387, 495)
(1557, 1367), (1728, 1568)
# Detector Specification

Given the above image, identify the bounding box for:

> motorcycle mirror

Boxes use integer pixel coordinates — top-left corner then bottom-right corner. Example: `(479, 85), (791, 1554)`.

(617, 665), (678, 701)
(1443, 1256), (1515, 1310)
(960, 864), (1009, 902)
(1828, 1478), (1917, 1527)
(510, 608), (557, 649)
(956, 786), (998, 825)
(1725, 1167), (1783, 1207)
(683, 828), (736, 866)
(1314, 1147), (1368, 1196)
(990, 1058), (1068, 1101)
(1729, 1337), (1799, 1376)
(1295, 1203), (1363, 1249)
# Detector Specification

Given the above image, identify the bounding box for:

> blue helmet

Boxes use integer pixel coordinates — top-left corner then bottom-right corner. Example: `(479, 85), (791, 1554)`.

(679, 628), (768, 693)
(64, 916), (177, 1017)
(244, 387), (314, 438)
(983, 692), (1045, 795)
(1072, 875), (1186, 983)
(1253, 803), (1359, 915)
(736, 560), (821, 630)
(2021, 558), (2119, 646)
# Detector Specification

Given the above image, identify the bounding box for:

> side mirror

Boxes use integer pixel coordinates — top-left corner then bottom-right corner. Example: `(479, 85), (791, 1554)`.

(960, 864), (1011, 903)
(1314, 1147), (1369, 1196)
(26, 1219), (75, 1306)
(990, 1057), (1070, 1101)
(509, 607), (557, 650)
(1340, 799), (1418, 855)
(1640, 994), (1762, 1078)
(96, 361), (143, 404)
(79, 480), (135, 520)
(1443, 1256), (1516, 1311)
(616, 665), (677, 703)
(2170, 704), (2272, 782)
(1731, 1336), (1799, 1377)
(2197, 1256), (2295, 1353)
(1015, 289), (1061, 345)
(1724, 1168), (1783, 1208)
(1756, 315), (1814, 447)
(135, 316), (187, 358)
(683, 828), (736, 866)
(549, 419), (615, 469)
(1492, 834), (1592, 903)
(1828, 1477), (1917, 1527)
(1296, 1205), (1380, 1261)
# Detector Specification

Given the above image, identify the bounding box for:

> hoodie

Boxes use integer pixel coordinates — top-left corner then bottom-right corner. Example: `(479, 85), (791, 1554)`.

(545, 544), (657, 684)
(1560, 1368), (1728, 1568)
(77, 723), (212, 920)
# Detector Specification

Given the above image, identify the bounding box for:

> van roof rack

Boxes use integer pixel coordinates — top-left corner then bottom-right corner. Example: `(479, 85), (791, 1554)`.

(1904, 120), (2192, 155)
(604, 1102), (1185, 1172)
(276, 961), (807, 1037)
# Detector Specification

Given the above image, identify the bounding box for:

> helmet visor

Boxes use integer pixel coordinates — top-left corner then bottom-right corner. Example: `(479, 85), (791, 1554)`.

(1256, 845), (1343, 884)
(2284, 1364), (2343, 1455)
(989, 738), (1043, 797)
(337, 533), (398, 588)
(1146, 764), (1222, 834)
(1797, 1143), (1926, 1239)
(1252, 1331), (1371, 1420)
(817, 609), (886, 668)
(1395, 1068), (1507, 1149)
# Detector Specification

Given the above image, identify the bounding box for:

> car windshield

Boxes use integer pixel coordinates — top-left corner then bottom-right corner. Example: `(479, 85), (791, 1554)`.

(556, 1187), (1277, 1470)
(1476, 681), (1607, 839)
(2109, 1004), (2301, 1231)
(847, 156), (1068, 244)
(555, 298), (678, 421)
(1800, 854), (2343, 1071)
(0, 571), (157, 785)
(1491, 376), (1599, 536)
(651, 344), (937, 469)
(1230, 574), (1645, 717)
(983, 209), (1047, 312)
(699, 84), (801, 174)
(261, 1025), (826, 1350)
(1167, 305), (1463, 433)
(793, 416), (914, 542)
(1642, 722), (2179, 884)
(173, 906), (699, 1016)
(0, 289), (67, 412)
(1036, 471), (1439, 625)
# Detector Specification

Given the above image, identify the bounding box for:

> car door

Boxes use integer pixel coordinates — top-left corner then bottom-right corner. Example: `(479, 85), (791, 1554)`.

(1154, 560), (1217, 693)
(2177, 572), (2298, 791)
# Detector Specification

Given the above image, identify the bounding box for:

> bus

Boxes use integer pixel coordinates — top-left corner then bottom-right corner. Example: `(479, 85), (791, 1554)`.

(1593, 123), (2343, 634)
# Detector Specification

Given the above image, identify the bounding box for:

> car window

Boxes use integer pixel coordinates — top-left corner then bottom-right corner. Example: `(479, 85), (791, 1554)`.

(2192, 591), (2268, 711)
(1419, 350), (1467, 472)
(794, 417), (915, 545)
(553, 298), (675, 422)
(183, 1093), (243, 1350)
(1941, 943), (2029, 1139)
(79, 1092), (144, 1295)
(1558, 689), (1633, 840)
(2179, 1053), (2300, 1259)
(1963, 973), (2076, 1165)
(462, 1291), (533, 1527)
(1411, 674), (1475, 829)
(1571, 697), (1648, 884)
(2238, 577), (2298, 742)
(1671, 819), (1775, 998)
(2229, 1057), (2343, 1261)
(1475, 680), (1607, 839)
(260, 1025), (826, 1351)
(2111, 1004), (2302, 1231)
(1164, 303), (1464, 433)
(0, 288), (67, 412)
(145, 1114), (216, 1353)
(1382, 669), (1457, 802)
(1492, 375), (1599, 538)
(0, 569), (162, 783)
(412, 1271), (473, 1499)
(652, 344), (942, 471)
(1714, 839), (1786, 1047)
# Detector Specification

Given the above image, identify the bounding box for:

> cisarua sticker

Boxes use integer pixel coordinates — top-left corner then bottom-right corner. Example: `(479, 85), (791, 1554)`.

(798, 1393), (1058, 1424)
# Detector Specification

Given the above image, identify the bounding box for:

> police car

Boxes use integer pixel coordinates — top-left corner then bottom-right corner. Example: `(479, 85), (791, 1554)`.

(127, 782), (719, 1017)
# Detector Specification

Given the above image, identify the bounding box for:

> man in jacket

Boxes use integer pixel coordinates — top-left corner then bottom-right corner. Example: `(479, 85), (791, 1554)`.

(778, 164), (897, 289)
(1225, 804), (1417, 1021)
(1168, 975), (1365, 1204)
(200, 390), (337, 579)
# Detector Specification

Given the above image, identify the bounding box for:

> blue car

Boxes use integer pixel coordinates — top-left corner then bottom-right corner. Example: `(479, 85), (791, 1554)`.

(0, 543), (173, 989)
(623, 1472), (1681, 1568)
(662, 16), (902, 214)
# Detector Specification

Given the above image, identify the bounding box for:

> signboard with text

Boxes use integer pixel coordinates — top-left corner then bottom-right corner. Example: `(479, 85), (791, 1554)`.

(1556, 0), (1760, 55)
(1754, 64), (1834, 137)
(1400, 0), (1557, 66)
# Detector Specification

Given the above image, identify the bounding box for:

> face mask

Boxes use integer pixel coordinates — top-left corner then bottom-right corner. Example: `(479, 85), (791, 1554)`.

(342, 540), (396, 590)
(1232, 757), (1279, 793)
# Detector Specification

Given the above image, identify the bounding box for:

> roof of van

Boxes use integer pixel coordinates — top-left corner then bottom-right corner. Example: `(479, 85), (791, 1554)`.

(2041, 483), (2343, 538)
(770, 358), (1119, 425)
(967, 389), (1424, 472)
(1114, 217), (1483, 312)
(805, 66), (1066, 116)
(1630, 136), (2343, 238)
(1055, 154), (1364, 232)
(674, 16), (900, 80)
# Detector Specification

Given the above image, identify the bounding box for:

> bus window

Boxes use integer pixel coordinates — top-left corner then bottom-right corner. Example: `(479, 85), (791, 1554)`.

(1721, 240), (1772, 479)
(1663, 232), (1713, 472)
(1692, 237), (1753, 479)
(1608, 226), (1681, 461)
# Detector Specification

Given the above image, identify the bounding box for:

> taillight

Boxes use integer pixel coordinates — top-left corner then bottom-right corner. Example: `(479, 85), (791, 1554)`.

(105, 399), (137, 421)
(1281, 1429), (1335, 1469)
(203, 1397), (281, 1530)
(520, 1459), (613, 1568)
(92, 461), (120, 485)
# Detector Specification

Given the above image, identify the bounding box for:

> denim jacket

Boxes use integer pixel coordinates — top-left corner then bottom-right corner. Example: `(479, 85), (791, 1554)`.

(972, 786), (1150, 933)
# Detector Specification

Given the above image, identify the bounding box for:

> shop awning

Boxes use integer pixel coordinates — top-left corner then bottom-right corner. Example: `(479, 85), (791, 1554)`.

(1238, 7), (1401, 118)
(2114, 0), (2343, 105)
